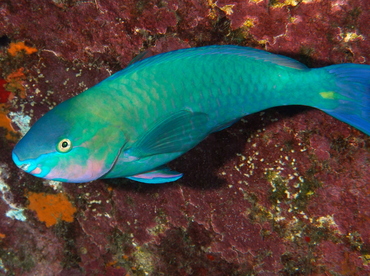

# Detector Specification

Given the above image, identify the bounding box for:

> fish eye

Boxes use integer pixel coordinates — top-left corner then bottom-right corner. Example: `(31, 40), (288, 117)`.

(57, 138), (72, 153)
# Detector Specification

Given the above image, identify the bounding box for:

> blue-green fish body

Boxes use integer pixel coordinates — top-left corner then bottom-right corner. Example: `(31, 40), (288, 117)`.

(12, 46), (370, 183)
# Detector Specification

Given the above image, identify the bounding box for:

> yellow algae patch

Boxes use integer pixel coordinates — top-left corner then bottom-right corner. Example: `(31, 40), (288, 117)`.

(342, 32), (364, 43)
(218, 4), (235, 15)
(242, 18), (255, 28)
(361, 254), (370, 266)
(8, 42), (37, 56)
(207, 0), (217, 20)
(289, 16), (298, 23)
(27, 192), (77, 227)
(258, 39), (268, 45)
(271, 0), (302, 8)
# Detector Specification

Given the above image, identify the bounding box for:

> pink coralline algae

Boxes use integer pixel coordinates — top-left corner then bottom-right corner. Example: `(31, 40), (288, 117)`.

(0, 0), (370, 275)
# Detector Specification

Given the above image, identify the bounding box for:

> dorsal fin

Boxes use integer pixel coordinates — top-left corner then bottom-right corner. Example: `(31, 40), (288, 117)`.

(126, 45), (308, 70)
(204, 45), (308, 70)
(108, 45), (308, 81)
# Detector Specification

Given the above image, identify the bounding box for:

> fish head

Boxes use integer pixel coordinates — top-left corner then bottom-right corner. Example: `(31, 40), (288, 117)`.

(12, 99), (125, 183)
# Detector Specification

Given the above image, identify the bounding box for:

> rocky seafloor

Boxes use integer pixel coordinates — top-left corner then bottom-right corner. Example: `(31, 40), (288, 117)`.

(0, 0), (369, 275)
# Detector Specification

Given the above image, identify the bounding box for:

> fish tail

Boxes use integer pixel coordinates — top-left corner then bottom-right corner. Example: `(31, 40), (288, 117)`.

(314, 64), (370, 135)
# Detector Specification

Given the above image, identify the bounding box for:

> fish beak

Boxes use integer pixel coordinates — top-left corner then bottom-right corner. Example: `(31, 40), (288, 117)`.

(18, 162), (30, 171)
(12, 152), (35, 173)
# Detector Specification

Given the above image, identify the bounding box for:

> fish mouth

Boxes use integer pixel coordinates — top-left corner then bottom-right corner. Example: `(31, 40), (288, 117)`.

(12, 152), (37, 174)
(19, 163), (30, 171)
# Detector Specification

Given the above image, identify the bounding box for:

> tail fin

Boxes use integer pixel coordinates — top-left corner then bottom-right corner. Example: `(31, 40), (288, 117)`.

(318, 64), (370, 135)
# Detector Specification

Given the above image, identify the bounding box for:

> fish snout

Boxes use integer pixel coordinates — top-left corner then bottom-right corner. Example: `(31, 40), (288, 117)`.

(19, 162), (30, 171)
(12, 151), (35, 173)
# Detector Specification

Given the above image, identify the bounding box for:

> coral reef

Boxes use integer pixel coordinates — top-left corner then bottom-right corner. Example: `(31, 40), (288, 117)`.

(0, 0), (369, 275)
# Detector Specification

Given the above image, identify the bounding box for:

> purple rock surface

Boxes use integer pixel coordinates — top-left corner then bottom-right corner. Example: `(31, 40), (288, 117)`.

(0, 0), (369, 275)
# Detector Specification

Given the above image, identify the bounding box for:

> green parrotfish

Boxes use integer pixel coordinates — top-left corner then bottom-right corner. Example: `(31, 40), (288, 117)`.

(12, 46), (370, 183)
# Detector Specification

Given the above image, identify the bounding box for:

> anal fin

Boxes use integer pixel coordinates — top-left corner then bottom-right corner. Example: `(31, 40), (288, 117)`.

(126, 166), (183, 184)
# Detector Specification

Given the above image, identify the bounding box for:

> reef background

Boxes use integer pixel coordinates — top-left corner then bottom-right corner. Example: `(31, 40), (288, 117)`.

(0, 0), (370, 275)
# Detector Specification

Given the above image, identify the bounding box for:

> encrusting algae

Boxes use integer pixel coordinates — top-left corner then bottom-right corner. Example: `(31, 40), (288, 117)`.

(27, 192), (77, 227)
(7, 41), (37, 56)
(5, 67), (27, 98)
(0, 111), (17, 141)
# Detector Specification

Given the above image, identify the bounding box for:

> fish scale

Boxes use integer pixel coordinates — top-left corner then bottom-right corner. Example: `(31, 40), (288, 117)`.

(12, 45), (370, 183)
(129, 51), (297, 125)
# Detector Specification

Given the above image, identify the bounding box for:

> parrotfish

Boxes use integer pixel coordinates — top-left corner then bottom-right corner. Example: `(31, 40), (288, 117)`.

(12, 46), (370, 183)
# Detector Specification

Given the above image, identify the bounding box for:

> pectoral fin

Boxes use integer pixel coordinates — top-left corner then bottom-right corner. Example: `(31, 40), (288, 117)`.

(126, 166), (183, 184)
(125, 110), (209, 159)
